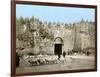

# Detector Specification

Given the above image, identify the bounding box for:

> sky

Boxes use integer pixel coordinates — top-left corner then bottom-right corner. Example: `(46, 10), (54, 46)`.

(16, 4), (95, 24)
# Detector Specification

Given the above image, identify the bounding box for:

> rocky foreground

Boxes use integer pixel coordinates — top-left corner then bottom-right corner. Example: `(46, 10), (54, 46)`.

(16, 55), (95, 73)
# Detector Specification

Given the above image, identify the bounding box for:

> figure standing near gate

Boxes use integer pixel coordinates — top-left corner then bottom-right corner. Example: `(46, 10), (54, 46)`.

(58, 53), (61, 60)
(63, 51), (66, 58)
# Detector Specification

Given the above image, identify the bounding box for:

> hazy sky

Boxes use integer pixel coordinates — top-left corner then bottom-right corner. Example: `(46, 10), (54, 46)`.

(16, 4), (95, 24)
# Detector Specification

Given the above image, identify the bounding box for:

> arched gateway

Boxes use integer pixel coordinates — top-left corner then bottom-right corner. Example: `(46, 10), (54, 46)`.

(54, 37), (64, 55)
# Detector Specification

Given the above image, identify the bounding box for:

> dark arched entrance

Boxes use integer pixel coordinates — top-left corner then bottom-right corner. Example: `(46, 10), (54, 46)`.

(54, 37), (64, 55)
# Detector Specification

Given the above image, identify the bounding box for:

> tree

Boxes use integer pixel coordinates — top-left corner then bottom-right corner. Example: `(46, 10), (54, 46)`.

(30, 16), (35, 22)
(24, 17), (30, 26)
(19, 16), (25, 25)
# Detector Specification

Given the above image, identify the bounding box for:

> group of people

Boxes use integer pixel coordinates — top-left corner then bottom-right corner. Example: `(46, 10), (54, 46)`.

(58, 51), (66, 60)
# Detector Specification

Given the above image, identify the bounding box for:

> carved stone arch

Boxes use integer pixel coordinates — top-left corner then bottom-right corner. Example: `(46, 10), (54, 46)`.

(54, 37), (64, 55)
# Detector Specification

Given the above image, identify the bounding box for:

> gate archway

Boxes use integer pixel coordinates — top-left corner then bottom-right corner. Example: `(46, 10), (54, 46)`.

(54, 37), (64, 55)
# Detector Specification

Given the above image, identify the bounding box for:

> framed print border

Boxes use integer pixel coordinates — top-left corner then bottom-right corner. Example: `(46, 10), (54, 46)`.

(11, 0), (97, 77)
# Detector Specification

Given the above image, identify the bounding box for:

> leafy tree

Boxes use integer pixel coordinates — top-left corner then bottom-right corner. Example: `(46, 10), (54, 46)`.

(30, 16), (35, 22)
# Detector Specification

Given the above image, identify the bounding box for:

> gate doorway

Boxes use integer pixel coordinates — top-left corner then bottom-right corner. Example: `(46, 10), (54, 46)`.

(54, 44), (62, 55)
(54, 37), (64, 55)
